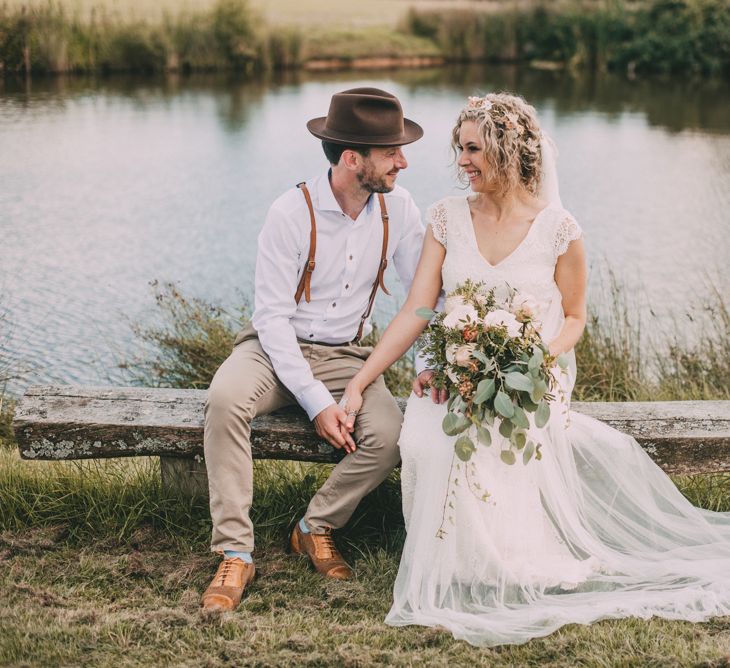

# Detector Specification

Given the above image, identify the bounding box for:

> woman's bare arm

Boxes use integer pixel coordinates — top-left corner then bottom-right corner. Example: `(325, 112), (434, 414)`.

(549, 238), (587, 356)
(349, 229), (445, 394)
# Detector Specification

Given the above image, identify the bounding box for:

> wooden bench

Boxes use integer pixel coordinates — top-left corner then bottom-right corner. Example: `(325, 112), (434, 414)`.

(12, 385), (730, 496)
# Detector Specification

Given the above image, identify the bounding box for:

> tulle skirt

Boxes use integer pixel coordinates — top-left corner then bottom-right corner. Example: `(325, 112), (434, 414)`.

(386, 392), (730, 647)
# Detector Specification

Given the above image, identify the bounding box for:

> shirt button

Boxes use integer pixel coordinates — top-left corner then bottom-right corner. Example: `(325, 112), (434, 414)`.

(349, 255), (353, 260)
(345, 284), (350, 290)
(332, 302), (337, 308)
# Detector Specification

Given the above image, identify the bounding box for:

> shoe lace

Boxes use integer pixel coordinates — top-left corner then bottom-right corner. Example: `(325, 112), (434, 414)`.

(214, 559), (240, 587)
(317, 530), (338, 561)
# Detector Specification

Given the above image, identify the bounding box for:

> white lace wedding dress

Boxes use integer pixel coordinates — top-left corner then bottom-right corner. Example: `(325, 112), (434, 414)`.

(385, 195), (730, 647)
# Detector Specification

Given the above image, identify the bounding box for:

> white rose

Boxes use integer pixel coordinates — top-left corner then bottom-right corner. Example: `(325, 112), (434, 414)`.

(484, 309), (522, 338)
(455, 343), (476, 367)
(444, 294), (467, 314)
(443, 303), (479, 330)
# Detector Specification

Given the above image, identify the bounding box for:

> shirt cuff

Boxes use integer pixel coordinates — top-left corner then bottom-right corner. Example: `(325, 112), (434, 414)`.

(299, 382), (336, 421)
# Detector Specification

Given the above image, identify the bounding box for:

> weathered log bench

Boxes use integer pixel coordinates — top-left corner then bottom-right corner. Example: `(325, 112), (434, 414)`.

(12, 385), (730, 496)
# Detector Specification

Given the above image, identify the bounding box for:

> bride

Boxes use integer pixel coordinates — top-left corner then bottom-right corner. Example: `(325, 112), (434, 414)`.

(339, 92), (730, 647)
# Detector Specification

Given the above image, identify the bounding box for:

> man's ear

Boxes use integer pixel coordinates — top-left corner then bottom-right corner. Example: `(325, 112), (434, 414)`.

(340, 149), (361, 171)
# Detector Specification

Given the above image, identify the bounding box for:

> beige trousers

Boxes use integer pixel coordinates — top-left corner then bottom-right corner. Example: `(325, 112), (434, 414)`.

(203, 326), (403, 553)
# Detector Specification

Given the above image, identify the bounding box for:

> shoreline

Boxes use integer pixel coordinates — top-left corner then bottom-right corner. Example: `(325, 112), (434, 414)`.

(1, 0), (727, 80)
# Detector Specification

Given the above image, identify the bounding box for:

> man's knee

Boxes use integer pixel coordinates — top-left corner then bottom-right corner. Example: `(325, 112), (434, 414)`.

(359, 395), (403, 459)
(205, 358), (256, 423)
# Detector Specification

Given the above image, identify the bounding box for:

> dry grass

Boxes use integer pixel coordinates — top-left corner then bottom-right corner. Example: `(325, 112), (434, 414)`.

(3, 0), (502, 26)
(3, 445), (730, 666)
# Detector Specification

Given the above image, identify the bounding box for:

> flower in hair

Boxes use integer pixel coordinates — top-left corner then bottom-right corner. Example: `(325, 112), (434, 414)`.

(503, 112), (523, 135)
(466, 96), (493, 112)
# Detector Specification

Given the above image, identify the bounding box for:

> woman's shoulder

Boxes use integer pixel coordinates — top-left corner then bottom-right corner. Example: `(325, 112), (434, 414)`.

(425, 195), (467, 247)
(536, 203), (583, 257)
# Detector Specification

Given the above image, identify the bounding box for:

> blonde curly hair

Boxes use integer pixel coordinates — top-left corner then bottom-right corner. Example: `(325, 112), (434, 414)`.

(451, 92), (543, 198)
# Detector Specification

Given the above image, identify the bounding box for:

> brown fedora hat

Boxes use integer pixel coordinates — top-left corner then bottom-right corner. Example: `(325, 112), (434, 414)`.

(307, 87), (423, 147)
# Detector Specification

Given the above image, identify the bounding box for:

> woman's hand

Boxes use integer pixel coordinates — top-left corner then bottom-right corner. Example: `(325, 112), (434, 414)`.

(338, 380), (365, 444)
(413, 370), (448, 404)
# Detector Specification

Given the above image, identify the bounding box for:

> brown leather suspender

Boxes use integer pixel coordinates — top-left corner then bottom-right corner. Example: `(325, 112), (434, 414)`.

(356, 192), (390, 341)
(294, 182), (317, 304)
(293, 181), (389, 342)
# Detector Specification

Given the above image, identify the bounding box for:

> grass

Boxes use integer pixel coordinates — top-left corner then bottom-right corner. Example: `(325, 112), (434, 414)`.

(3, 0), (499, 27)
(1, 0), (728, 76)
(4, 444), (730, 666)
(2, 279), (730, 664)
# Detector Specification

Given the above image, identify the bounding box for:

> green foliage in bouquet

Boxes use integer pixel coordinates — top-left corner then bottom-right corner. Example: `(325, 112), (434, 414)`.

(416, 280), (568, 467)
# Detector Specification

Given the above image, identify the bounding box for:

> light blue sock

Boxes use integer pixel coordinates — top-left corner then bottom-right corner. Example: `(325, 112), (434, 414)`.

(299, 518), (310, 534)
(223, 550), (253, 563)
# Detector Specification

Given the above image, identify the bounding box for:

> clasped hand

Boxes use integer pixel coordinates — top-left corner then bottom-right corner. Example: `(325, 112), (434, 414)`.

(314, 370), (447, 455)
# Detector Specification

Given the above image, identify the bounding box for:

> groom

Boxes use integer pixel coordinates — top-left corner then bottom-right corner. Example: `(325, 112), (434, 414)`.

(201, 88), (427, 612)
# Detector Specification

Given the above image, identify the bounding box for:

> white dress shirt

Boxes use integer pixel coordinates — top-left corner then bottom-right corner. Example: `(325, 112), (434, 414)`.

(252, 172), (425, 420)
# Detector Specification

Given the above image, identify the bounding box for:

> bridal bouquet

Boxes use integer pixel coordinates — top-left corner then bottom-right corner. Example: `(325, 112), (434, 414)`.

(416, 280), (566, 467)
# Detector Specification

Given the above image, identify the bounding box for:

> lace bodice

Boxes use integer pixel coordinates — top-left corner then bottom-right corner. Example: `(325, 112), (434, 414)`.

(427, 196), (582, 343)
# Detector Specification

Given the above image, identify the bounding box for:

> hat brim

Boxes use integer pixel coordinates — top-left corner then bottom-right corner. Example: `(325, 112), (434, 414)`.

(306, 117), (424, 146)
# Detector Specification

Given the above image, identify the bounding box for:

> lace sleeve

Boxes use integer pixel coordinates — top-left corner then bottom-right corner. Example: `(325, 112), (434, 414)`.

(554, 213), (582, 257)
(427, 201), (447, 248)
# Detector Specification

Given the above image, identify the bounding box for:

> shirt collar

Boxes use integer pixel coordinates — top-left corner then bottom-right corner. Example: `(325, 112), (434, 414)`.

(315, 169), (375, 217)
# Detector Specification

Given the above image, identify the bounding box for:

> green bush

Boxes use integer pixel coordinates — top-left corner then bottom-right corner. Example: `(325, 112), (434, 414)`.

(403, 0), (730, 76)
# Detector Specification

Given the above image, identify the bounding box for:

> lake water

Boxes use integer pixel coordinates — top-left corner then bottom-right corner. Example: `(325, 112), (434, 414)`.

(1, 66), (729, 395)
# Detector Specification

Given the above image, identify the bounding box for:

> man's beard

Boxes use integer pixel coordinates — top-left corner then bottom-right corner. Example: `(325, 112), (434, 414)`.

(356, 163), (396, 193)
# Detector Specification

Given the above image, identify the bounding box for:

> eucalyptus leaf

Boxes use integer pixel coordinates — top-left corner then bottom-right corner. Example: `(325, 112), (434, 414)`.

(505, 372), (534, 393)
(473, 378), (496, 405)
(512, 405), (530, 429)
(530, 379), (548, 403)
(500, 450), (516, 465)
(557, 353), (569, 369)
(482, 409), (495, 426)
(499, 418), (513, 438)
(535, 443), (543, 461)
(535, 401), (551, 428)
(476, 425), (492, 446)
(442, 412), (471, 436)
(522, 395), (539, 412)
(415, 307), (436, 320)
(455, 435), (476, 462)
(528, 349), (544, 371)
(523, 440), (535, 464)
(513, 431), (527, 450)
(494, 391), (514, 418)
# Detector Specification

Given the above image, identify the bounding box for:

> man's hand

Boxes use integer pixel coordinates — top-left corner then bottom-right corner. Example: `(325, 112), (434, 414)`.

(413, 370), (448, 404)
(314, 404), (357, 454)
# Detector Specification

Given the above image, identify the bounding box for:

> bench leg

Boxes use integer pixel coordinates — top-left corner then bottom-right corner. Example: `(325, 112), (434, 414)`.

(160, 456), (209, 497)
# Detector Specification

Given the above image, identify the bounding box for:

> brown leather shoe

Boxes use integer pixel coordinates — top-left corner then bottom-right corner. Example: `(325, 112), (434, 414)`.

(290, 523), (353, 580)
(200, 557), (256, 612)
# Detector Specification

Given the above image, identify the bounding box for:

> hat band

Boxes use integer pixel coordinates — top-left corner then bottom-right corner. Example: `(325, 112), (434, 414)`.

(317, 125), (411, 145)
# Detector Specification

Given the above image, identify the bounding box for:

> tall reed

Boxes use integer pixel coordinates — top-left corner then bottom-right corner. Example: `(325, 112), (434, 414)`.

(0, 0), (283, 75)
(122, 278), (730, 404)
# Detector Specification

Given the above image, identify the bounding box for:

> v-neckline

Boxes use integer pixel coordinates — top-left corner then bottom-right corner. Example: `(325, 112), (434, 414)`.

(462, 196), (551, 269)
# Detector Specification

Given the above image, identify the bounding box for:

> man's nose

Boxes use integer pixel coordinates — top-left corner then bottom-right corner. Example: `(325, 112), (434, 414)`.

(395, 148), (408, 170)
